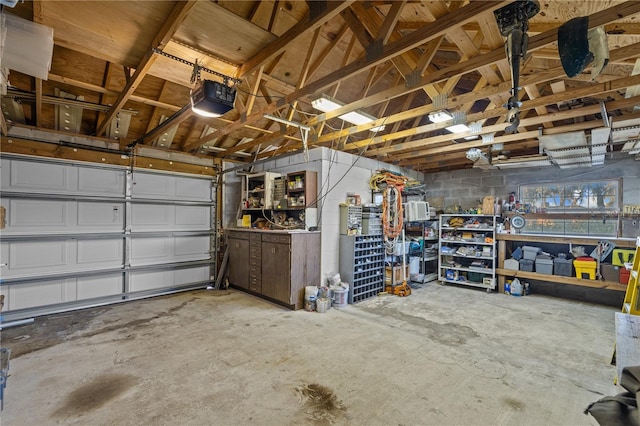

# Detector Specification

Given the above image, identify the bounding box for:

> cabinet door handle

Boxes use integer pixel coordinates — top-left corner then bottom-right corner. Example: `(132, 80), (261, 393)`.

(272, 247), (276, 254)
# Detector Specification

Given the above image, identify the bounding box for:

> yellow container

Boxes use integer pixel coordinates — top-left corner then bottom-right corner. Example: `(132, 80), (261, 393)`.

(612, 249), (635, 267)
(574, 258), (596, 280)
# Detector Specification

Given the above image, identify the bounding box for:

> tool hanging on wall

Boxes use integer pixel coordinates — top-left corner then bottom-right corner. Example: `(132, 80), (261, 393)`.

(494, 0), (540, 134)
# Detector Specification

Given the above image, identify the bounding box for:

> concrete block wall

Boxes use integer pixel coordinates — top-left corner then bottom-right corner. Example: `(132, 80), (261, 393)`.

(423, 154), (640, 209)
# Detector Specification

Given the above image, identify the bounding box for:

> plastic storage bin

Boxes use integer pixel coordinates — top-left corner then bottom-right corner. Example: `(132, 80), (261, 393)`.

(504, 258), (519, 270)
(554, 256), (573, 277)
(574, 257), (596, 280)
(620, 268), (631, 285)
(535, 255), (554, 275)
(522, 246), (541, 260)
(467, 272), (484, 282)
(519, 259), (534, 272)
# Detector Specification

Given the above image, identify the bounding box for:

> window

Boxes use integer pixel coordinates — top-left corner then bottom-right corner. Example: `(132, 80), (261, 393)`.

(518, 179), (620, 237)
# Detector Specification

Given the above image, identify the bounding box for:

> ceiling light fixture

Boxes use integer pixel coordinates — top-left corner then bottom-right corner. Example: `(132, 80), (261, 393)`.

(446, 123), (471, 134)
(428, 110), (454, 123)
(190, 79), (236, 118)
(311, 95), (385, 132)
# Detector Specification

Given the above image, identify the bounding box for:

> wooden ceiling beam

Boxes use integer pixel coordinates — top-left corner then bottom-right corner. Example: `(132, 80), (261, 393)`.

(376, 0), (406, 45)
(196, 0), (508, 152)
(329, 0), (640, 128)
(389, 95), (640, 160)
(239, 1), (355, 78)
(308, 39), (640, 150)
(47, 74), (182, 111)
(370, 74), (640, 157)
(95, 0), (198, 136)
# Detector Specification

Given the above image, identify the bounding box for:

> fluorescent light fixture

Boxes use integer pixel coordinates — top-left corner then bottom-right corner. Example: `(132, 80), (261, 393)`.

(428, 110), (454, 123)
(493, 155), (553, 169)
(311, 95), (385, 132)
(445, 123), (470, 133)
(190, 80), (236, 118)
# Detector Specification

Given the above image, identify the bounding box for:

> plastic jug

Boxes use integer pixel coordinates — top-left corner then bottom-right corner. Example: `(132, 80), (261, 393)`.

(510, 278), (523, 297)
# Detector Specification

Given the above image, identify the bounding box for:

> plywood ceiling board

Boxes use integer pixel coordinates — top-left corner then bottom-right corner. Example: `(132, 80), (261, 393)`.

(38, 1), (172, 68)
(174, 2), (277, 65)
(539, 131), (587, 151)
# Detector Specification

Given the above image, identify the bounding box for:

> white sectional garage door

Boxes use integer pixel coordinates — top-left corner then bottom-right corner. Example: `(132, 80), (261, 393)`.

(0, 156), (216, 321)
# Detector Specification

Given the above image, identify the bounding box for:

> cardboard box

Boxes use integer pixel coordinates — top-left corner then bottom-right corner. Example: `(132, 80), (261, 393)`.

(385, 265), (409, 285)
(601, 263), (618, 282)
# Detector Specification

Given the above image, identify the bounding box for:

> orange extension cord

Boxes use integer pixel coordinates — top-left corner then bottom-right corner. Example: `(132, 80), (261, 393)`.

(382, 186), (403, 239)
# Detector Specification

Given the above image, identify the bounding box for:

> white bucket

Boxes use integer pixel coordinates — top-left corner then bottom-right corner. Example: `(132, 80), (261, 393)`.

(409, 257), (420, 274)
(305, 286), (318, 300)
(316, 298), (329, 313)
(331, 286), (349, 308)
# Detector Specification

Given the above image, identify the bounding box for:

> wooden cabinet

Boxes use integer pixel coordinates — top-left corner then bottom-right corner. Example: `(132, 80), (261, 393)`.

(243, 172), (281, 210)
(261, 234), (291, 302)
(227, 230), (321, 309)
(286, 170), (317, 208)
(227, 231), (249, 290)
(248, 233), (262, 293)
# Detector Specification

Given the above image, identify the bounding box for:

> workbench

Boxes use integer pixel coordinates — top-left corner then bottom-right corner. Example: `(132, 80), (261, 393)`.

(226, 228), (321, 309)
(496, 233), (635, 293)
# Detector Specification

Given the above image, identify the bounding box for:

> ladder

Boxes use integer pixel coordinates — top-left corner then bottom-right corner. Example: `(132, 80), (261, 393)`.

(622, 236), (640, 315)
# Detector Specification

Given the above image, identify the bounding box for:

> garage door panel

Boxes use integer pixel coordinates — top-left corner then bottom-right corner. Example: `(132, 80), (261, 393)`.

(4, 200), (125, 234)
(77, 202), (124, 229)
(129, 270), (172, 292)
(175, 177), (211, 201)
(130, 204), (170, 230)
(7, 279), (70, 310)
(77, 167), (124, 196)
(131, 172), (211, 202)
(175, 205), (210, 228)
(130, 173), (171, 198)
(10, 240), (68, 270)
(175, 266), (209, 285)
(76, 274), (122, 299)
(131, 204), (211, 231)
(175, 236), (210, 258)
(77, 239), (123, 266)
(9, 199), (67, 228)
(4, 159), (72, 192)
(130, 237), (169, 263)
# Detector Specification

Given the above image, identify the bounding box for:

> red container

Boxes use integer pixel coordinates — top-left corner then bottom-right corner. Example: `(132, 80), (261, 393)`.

(620, 269), (630, 285)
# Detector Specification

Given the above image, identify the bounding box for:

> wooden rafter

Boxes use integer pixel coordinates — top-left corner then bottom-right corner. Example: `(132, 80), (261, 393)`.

(95, 0), (198, 136)
(239, 1), (356, 78)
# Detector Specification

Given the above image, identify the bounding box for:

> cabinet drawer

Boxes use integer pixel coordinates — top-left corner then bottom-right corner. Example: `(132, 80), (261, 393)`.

(249, 257), (261, 267)
(250, 245), (262, 257)
(262, 234), (290, 244)
(227, 230), (249, 240)
(250, 233), (262, 242)
(249, 277), (262, 293)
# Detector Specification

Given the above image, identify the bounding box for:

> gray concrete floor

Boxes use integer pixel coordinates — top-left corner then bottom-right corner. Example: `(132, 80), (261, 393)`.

(1, 283), (620, 425)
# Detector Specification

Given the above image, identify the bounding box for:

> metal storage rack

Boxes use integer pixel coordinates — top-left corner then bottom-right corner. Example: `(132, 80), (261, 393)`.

(438, 214), (497, 291)
(404, 218), (439, 283)
(339, 204), (363, 235)
(339, 234), (385, 303)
